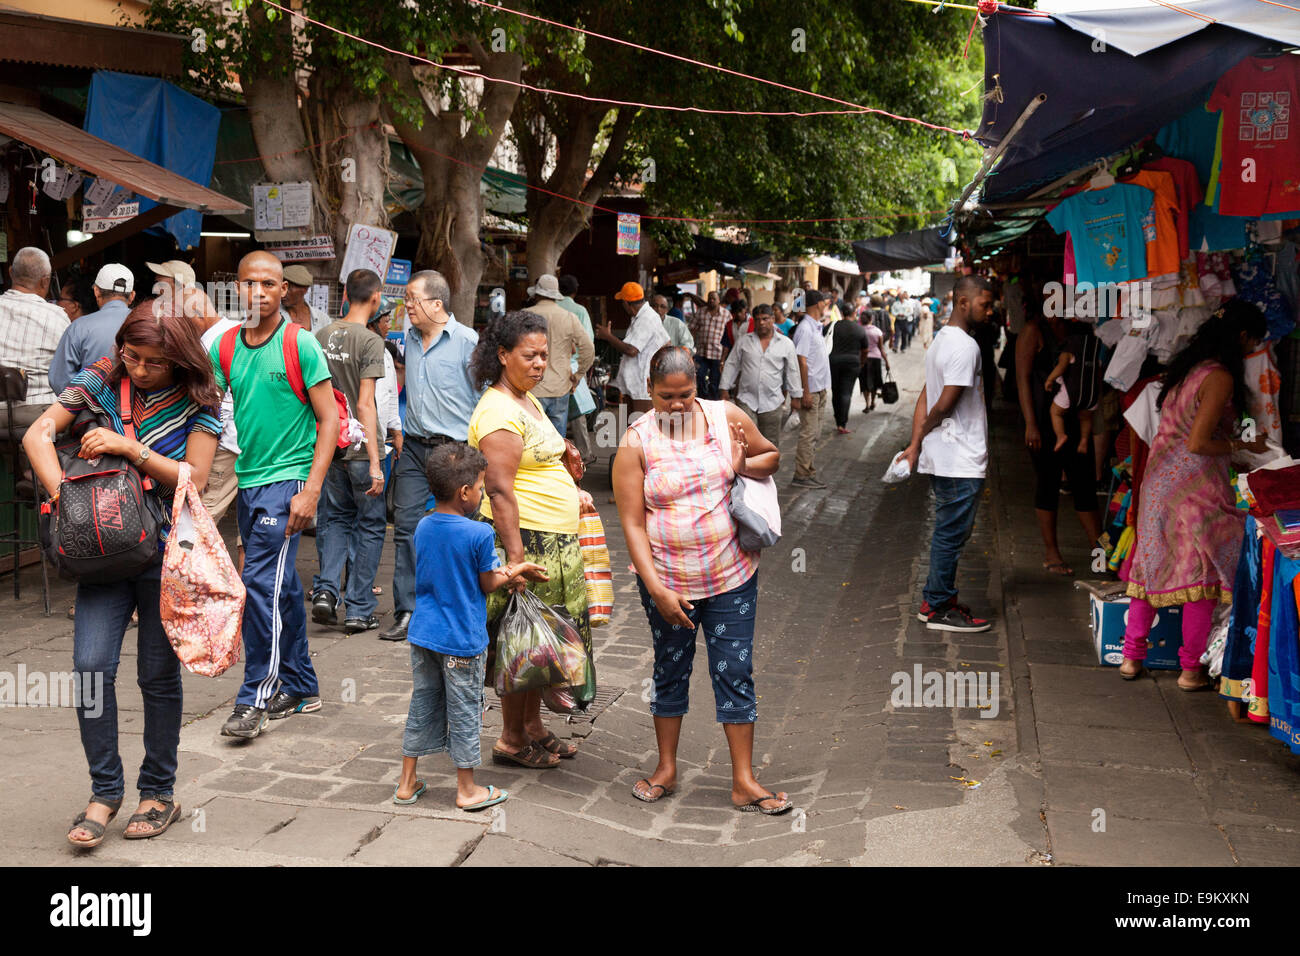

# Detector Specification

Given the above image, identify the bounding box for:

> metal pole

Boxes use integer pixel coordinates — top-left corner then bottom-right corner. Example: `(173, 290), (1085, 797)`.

(952, 93), (1046, 213)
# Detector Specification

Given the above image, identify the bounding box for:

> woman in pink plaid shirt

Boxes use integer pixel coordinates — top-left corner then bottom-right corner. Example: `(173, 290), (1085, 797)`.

(612, 345), (792, 815)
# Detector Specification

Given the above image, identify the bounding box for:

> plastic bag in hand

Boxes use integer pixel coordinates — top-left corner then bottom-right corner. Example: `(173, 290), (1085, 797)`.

(493, 589), (589, 696)
(881, 451), (911, 484)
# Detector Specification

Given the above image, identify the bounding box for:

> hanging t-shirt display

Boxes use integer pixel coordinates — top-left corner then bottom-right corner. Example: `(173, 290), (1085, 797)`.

(1155, 102), (1254, 252)
(1118, 168), (1181, 278)
(1046, 184), (1153, 286)
(1207, 56), (1300, 217)
(1143, 156), (1203, 262)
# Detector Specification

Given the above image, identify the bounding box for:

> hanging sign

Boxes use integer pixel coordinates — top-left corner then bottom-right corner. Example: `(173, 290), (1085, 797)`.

(263, 235), (336, 262)
(382, 257), (411, 298)
(83, 201), (140, 234)
(339, 223), (397, 283)
(83, 178), (116, 210)
(616, 213), (641, 256)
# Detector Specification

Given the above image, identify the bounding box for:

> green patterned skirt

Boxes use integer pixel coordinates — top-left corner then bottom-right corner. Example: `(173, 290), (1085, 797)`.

(484, 524), (596, 705)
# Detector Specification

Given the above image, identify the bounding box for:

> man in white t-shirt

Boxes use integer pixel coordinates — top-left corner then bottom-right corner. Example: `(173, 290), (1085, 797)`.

(598, 281), (670, 413)
(902, 275), (995, 633)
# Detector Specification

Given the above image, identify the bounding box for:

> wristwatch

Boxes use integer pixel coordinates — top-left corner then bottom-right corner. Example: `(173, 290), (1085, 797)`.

(133, 447), (151, 467)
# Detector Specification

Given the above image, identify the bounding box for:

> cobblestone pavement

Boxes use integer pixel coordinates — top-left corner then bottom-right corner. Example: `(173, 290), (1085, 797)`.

(2, 343), (1297, 866)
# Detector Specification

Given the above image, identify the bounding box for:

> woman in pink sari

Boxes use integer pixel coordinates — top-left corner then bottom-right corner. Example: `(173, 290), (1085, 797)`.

(1120, 301), (1269, 688)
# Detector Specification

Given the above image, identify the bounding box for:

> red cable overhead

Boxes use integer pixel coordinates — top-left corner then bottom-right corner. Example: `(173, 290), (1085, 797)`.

(257, 0), (971, 132)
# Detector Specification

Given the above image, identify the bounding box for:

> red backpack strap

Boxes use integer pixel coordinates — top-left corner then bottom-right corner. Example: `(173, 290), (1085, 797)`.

(280, 320), (309, 405)
(119, 376), (152, 490)
(218, 326), (239, 385)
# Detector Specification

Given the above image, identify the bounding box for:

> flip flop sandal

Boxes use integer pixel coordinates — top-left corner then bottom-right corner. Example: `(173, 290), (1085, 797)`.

(122, 798), (180, 840)
(67, 797), (123, 849)
(393, 780), (427, 805)
(533, 731), (578, 759)
(736, 791), (793, 815)
(631, 779), (675, 803)
(1042, 562), (1074, 576)
(491, 741), (560, 769)
(459, 785), (508, 812)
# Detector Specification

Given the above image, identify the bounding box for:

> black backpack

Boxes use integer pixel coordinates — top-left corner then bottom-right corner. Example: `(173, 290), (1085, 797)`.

(39, 378), (165, 583)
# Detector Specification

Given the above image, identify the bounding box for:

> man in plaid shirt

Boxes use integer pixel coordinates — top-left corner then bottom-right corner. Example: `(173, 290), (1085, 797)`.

(0, 247), (69, 429)
(689, 290), (728, 399)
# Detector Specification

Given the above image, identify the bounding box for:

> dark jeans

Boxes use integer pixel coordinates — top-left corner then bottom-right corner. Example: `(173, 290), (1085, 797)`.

(923, 476), (984, 609)
(73, 559), (181, 801)
(695, 357), (721, 400)
(393, 437), (444, 615)
(829, 356), (861, 428)
(314, 458), (388, 619)
(893, 319), (913, 351)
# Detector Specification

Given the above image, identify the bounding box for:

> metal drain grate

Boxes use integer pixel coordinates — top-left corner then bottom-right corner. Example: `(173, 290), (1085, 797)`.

(562, 686), (625, 724)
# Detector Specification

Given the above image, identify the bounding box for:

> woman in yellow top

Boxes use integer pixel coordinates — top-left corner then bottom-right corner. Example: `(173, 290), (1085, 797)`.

(469, 310), (594, 769)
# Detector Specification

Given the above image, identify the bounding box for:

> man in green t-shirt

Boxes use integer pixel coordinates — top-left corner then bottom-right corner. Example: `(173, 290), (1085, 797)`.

(310, 268), (386, 634)
(211, 251), (340, 739)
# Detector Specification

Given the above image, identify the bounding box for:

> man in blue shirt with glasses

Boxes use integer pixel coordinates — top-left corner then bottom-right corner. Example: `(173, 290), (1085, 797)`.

(380, 269), (483, 642)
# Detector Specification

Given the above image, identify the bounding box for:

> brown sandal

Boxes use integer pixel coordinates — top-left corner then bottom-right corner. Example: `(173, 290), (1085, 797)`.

(67, 796), (123, 849)
(123, 797), (181, 840)
(491, 741), (560, 769)
(533, 731), (578, 759)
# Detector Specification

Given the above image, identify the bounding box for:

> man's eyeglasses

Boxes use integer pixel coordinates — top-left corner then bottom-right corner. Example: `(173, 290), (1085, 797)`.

(120, 346), (171, 373)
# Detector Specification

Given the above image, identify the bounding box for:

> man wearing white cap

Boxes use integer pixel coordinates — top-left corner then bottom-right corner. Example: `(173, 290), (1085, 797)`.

(49, 262), (135, 395)
(526, 273), (595, 437)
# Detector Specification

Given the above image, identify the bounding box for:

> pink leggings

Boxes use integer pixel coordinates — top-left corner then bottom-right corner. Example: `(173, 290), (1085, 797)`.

(1122, 597), (1216, 670)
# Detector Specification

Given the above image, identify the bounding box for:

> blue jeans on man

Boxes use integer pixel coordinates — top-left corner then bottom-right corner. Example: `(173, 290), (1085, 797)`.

(314, 458), (388, 620)
(695, 357), (721, 400)
(537, 394), (570, 438)
(393, 437), (440, 616)
(73, 559), (181, 801)
(923, 476), (984, 610)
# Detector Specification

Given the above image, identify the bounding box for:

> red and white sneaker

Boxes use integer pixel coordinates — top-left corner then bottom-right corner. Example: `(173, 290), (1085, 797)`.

(916, 599), (974, 622)
(925, 603), (992, 633)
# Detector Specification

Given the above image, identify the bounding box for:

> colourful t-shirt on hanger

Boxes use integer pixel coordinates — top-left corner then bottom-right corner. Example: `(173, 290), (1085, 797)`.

(1154, 101), (1252, 252)
(1207, 56), (1300, 217)
(1143, 156), (1203, 261)
(1118, 168), (1181, 277)
(1046, 184), (1153, 286)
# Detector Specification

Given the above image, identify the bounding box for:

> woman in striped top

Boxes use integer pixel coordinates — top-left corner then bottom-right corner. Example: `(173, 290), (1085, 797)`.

(25, 303), (221, 849)
(612, 346), (792, 814)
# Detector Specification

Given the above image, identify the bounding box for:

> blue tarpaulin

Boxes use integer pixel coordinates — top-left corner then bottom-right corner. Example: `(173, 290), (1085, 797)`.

(976, 7), (1272, 202)
(84, 71), (221, 250)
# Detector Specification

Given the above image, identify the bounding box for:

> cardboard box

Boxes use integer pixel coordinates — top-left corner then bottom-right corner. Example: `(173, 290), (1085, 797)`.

(1090, 594), (1184, 669)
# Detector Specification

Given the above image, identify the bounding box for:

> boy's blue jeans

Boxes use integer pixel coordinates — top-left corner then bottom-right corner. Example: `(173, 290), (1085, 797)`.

(403, 645), (486, 768)
(923, 476), (984, 610)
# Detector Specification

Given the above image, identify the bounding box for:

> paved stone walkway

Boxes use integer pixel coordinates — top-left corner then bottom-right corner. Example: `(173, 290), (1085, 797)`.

(2, 342), (1297, 866)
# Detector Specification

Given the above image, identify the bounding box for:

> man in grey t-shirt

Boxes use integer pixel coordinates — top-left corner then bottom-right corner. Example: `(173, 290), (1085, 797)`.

(311, 268), (387, 633)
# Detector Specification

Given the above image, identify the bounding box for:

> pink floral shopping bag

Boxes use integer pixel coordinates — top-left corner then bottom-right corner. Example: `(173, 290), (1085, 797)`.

(160, 463), (245, 677)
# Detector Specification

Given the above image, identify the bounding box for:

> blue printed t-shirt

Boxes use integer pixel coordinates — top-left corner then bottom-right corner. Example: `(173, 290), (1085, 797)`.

(409, 512), (502, 656)
(1045, 185), (1152, 286)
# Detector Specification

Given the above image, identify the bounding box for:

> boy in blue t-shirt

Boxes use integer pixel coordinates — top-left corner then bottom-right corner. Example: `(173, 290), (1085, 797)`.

(393, 443), (547, 812)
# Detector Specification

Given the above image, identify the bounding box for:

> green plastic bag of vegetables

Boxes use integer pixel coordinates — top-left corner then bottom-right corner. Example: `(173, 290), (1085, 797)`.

(493, 589), (590, 697)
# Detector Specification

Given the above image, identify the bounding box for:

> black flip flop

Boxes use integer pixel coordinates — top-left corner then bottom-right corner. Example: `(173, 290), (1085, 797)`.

(631, 779), (674, 803)
(736, 791), (793, 815)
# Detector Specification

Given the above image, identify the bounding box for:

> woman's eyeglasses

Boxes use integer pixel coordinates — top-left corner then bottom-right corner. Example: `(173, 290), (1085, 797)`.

(120, 347), (172, 373)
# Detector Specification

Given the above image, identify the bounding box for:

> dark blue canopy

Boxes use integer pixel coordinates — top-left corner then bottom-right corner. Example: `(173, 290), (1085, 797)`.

(976, 8), (1271, 203)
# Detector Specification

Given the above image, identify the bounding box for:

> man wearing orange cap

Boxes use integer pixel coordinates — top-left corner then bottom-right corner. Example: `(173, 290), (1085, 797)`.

(597, 281), (669, 413)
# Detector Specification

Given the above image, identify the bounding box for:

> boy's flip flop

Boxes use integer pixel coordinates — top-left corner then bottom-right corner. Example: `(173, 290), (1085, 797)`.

(736, 791), (793, 815)
(459, 785), (508, 812)
(393, 780), (427, 805)
(631, 779), (674, 803)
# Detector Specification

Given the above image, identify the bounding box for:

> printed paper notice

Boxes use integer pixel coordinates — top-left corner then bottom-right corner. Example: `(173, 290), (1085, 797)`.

(253, 183), (284, 231)
(280, 182), (312, 228)
(339, 223), (397, 284)
(617, 213), (641, 255)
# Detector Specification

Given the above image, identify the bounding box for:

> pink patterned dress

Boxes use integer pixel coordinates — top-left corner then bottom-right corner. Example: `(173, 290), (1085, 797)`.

(628, 400), (757, 601)
(1124, 361), (1244, 607)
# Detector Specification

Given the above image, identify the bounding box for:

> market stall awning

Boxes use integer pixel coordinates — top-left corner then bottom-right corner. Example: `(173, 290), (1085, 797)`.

(0, 102), (246, 214)
(1047, 0), (1300, 57)
(812, 254), (860, 277)
(975, 6), (1273, 202)
(852, 228), (949, 272)
(0, 10), (186, 78)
